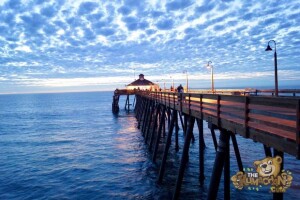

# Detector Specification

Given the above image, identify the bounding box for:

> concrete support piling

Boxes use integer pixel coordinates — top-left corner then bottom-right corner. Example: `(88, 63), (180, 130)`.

(179, 112), (184, 131)
(124, 94), (130, 110)
(141, 99), (150, 134)
(157, 110), (177, 184)
(273, 149), (284, 200)
(231, 133), (243, 172)
(175, 112), (179, 151)
(145, 101), (155, 142)
(197, 118), (205, 184)
(149, 105), (160, 150)
(224, 132), (230, 200)
(153, 106), (166, 162)
(137, 97), (146, 129)
(207, 129), (230, 200)
(173, 116), (196, 200)
(264, 145), (273, 157)
(210, 126), (218, 152)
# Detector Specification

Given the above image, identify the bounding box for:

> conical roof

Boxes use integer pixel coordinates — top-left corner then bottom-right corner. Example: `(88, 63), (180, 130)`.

(127, 74), (156, 86)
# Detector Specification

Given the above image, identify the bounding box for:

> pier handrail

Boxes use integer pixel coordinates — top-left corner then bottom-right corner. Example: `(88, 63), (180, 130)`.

(136, 91), (300, 158)
(155, 88), (300, 96)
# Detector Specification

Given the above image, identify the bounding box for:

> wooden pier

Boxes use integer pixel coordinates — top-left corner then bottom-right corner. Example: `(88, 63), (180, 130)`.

(113, 90), (300, 199)
(112, 89), (136, 113)
(135, 91), (300, 199)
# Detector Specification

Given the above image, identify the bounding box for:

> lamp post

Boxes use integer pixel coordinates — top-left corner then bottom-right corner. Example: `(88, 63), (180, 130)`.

(170, 76), (174, 91)
(207, 61), (214, 93)
(183, 70), (188, 92)
(265, 40), (278, 96)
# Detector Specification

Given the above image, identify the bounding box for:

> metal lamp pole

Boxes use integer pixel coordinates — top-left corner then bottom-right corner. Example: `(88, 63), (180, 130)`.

(207, 61), (214, 93)
(170, 76), (174, 90)
(265, 40), (278, 96)
(183, 70), (188, 92)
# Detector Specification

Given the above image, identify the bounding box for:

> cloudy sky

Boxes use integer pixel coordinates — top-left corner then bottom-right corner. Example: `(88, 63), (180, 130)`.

(0, 0), (299, 94)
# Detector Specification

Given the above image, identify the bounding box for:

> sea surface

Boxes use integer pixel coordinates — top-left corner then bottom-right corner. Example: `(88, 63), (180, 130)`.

(0, 91), (299, 200)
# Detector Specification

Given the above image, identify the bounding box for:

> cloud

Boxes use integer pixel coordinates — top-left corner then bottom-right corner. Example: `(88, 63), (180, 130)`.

(77, 2), (98, 15)
(20, 13), (47, 34)
(15, 45), (32, 52)
(83, 28), (96, 40)
(149, 11), (164, 18)
(122, 16), (139, 30)
(194, 2), (214, 14)
(43, 24), (58, 35)
(118, 6), (132, 15)
(0, 0), (300, 93)
(166, 0), (193, 11)
(123, 0), (142, 8)
(96, 28), (115, 36)
(86, 12), (104, 22)
(6, 0), (23, 10)
(40, 5), (57, 18)
(156, 18), (174, 30)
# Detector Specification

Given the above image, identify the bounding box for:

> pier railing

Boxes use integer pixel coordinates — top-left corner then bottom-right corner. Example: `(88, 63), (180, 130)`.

(137, 91), (300, 158)
(161, 88), (300, 96)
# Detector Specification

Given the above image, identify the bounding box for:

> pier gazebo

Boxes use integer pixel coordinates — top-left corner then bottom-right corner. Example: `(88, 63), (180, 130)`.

(112, 74), (159, 113)
(126, 74), (159, 91)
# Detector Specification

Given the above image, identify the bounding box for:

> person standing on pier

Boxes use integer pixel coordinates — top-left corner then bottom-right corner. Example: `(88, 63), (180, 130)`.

(177, 84), (183, 93)
(177, 84), (184, 103)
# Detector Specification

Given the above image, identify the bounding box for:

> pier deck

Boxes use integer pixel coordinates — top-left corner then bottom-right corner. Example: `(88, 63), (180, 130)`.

(132, 90), (300, 200)
(113, 89), (300, 199)
(138, 91), (300, 158)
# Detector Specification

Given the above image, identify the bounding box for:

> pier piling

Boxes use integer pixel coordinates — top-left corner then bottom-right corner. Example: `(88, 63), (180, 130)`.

(149, 105), (160, 150)
(197, 118), (205, 184)
(157, 110), (177, 184)
(207, 129), (230, 200)
(116, 90), (300, 199)
(152, 106), (166, 162)
(173, 116), (195, 200)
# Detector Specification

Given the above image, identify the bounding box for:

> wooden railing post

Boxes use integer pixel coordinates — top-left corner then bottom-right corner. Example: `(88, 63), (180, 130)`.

(180, 93), (183, 113)
(169, 92), (170, 108)
(297, 99), (300, 159)
(173, 92), (175, 109)
(188, 94), (191, 115)
(200, 94), (203, 120)
(244, 96), (249, 138)
(217, 95), (221, 127)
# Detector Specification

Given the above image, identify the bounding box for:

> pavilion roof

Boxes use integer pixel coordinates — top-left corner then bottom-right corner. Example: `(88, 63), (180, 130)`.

(127, 79), (156, 86)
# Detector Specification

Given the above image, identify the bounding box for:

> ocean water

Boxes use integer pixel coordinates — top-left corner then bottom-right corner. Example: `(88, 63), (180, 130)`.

(0, 91), (299, 200)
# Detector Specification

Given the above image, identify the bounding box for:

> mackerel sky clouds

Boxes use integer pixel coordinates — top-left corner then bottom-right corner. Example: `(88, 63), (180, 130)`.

(0, 0), (299, 93)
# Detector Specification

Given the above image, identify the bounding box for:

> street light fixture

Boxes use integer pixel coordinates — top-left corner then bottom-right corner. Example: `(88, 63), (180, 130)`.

(265, 40), (278, 96)
(183, 70), (188, 92)
(207, 61), (214, 93)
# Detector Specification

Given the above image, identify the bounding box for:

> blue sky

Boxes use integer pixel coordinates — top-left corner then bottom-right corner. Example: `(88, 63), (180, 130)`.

(0, 0), (299, 94)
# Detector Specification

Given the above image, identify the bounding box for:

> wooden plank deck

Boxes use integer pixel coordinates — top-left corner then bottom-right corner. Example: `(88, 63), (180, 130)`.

(136, 91), (300, 158)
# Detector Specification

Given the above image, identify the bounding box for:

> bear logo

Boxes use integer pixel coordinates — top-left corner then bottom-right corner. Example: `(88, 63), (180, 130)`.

(253, 156), (282, 177)
(231, 171), (245, 190)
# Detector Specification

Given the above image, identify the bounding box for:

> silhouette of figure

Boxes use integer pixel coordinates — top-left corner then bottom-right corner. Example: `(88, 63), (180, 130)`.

(177, 84), (184, 103)
(177, 84), (183, 93)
